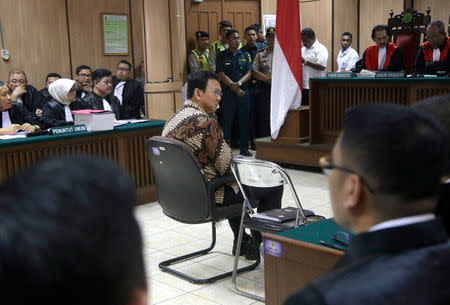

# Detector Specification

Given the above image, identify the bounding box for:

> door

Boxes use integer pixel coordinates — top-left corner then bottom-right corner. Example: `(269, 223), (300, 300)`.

(185, 0), (260, 53)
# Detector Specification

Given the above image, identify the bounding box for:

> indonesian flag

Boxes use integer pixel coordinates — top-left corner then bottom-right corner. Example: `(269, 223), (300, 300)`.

(270, 0), (302, 139)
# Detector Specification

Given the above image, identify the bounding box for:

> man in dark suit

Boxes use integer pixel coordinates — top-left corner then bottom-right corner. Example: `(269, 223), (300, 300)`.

(413, 94), (450, 234)
(284, 104), (450, 305)
(112, 60), (144, 119)
(7, 69), (46, 116)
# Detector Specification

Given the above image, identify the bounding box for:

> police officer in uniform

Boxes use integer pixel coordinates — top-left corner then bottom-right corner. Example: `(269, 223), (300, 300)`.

(242, 25), (267, 149)
(216, 29), (253, 156)
(252, 27), (275, 138)
(188, 31), (216, 73)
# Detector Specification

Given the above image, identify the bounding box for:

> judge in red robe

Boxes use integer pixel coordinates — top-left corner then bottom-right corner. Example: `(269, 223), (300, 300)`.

(353, 24), (403, 73)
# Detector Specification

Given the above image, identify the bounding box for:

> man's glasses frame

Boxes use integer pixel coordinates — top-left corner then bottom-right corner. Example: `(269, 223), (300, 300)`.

(319, 156), (375, 193)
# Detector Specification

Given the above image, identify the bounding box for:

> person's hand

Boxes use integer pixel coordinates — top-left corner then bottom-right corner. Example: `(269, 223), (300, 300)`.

(11, 85), (27, 101)
(20, 123), (38, 133)
(229, 82), (240, 91)
(3, 124), (21, 134)
(83, 85), (92, 93)
(236, 89), (245, 97)
(35, 109), (43, 117)
(302, 57), (305, 64)
(266, 75), (272, 84)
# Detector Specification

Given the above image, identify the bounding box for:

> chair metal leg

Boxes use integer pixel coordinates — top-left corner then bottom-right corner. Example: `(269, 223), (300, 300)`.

(159, 221), (260, 284)
(231, 202), (264, 302)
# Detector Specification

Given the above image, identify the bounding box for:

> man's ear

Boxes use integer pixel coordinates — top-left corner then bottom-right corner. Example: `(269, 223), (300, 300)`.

(193, 88), (202, 100)
(126, 288), (147, 305)
(342, 175), (364, 210)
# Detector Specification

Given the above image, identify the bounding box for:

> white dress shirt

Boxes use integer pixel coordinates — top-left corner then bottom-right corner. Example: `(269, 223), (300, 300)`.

(2, 111), (12, 128)
(369, 213), (435, 232)
(64, 105), (73, 122)
(113, 81), (126, 105)
(102, 99), (112, 111)
(433, 48), (441, 62)
(336, 47), (359, 72)
(378, 47), (387, 70)
(302, 40), (329, 89)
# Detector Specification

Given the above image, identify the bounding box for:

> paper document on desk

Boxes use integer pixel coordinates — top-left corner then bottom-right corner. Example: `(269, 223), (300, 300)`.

(0, 134), (27, 140)
(252, 207), (299, 223)
(73, 111), (115, 131)
(114, 119), (150, 126)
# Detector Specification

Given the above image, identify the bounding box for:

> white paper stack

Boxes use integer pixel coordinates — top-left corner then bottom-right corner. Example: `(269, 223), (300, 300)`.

(73, 111), (115, 131)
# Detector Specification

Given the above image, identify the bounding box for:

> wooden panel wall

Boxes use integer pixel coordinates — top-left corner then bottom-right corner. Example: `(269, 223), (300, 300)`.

(359, 0), (403, 53)
(333, 0), (358, 71)
(300, 0), (333, 72)
(224, 0), (261, 40)
(67, 0), (133, 77)
(414, 0), (450, 29)
(143, 0), (186, 120)
(0, 0), (71, 88)
(0, 0), (144, 88)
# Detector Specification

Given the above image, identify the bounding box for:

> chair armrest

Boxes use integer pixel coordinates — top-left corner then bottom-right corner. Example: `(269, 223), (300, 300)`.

(207, 175), (236, 192)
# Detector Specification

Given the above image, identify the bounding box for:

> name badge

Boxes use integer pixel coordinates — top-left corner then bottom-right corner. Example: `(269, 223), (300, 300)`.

(224, 62), (232, 66)
(238, 59), (247, 62)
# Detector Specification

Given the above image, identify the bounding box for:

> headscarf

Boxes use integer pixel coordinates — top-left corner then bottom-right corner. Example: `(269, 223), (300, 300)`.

(48, 78), (76, 106)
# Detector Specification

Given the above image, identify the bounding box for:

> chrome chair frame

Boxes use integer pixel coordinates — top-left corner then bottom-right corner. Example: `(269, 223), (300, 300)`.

(230, 157), (318, 302)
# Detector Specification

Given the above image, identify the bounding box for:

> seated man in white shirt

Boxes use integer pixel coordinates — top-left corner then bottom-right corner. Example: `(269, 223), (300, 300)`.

(336, 32), (360, 72)
(284, 104), (450, 305)
(301, 28), (328, 106)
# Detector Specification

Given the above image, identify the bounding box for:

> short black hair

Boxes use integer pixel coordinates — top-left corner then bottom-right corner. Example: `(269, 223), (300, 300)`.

(45, 72), (61, 82)
(187, 71), (219, 99)
(251, 24), (262, 32)
(413, 94), (450, 174)
(371, 24), (391, 39)
(426, 20), (445, 34)
(301, 28), (315, 39)
(0, 154), (146, 305)
(195, 30), (209, 39)
(118, 60), (132, 70)
(342, 32), (353, 39)
(219, 20), (232, 28)
(225, 29), (239, 40)
(341, 104), (448, 201)
(245, 25), (258, 34)
(92, 68), (112, 83)
(76, 65), (92, 75)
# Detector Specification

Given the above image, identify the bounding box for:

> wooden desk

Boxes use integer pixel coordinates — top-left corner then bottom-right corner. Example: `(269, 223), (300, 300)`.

(263, 218), (349, 305)
(0, 120), (165, 204)
(310, 77), (450, 144)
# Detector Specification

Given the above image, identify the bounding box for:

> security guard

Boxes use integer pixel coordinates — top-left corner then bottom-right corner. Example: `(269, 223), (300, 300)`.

(252, 27), (275, 138)
(188, 31), (215, 73)
(212, 20), (242, 60)
(216, 29), (253, 156)
(242, 25), (267, 149)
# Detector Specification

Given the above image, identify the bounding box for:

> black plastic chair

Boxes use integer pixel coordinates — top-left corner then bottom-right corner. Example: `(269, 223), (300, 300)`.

(146, 136), (260, 284)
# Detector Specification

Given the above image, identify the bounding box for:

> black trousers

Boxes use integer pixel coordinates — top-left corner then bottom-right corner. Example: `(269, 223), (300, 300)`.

(222, 184), (283, 241)
(302, 89), (309, 106)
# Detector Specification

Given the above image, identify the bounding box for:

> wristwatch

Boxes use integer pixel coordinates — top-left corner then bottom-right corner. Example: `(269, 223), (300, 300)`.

(238, 81), (242, 87)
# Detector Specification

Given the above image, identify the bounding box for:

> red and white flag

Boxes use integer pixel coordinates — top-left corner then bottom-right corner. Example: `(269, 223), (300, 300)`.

(270, 0), (302, 139)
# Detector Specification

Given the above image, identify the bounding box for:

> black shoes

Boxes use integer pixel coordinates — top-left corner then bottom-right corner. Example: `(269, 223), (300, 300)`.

(239, 150), (252, 157)
(250, 141), (257, 151)
(232, 237), (260, 260)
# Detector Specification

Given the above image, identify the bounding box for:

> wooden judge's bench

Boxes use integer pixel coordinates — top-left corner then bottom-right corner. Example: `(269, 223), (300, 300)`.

(256, 77), (450, 167)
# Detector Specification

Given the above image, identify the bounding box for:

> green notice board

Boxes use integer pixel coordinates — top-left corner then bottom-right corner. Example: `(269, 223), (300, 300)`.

(102, 14), (129, 55)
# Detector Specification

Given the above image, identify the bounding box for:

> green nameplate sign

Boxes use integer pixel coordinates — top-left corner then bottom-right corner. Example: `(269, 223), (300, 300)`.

(49, 125), (87, 135)
(375, 71), (406, 78)
(327, 72), (355, 78)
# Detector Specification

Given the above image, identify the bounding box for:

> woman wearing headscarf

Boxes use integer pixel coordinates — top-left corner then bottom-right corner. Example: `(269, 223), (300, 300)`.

(43, 78), (77, 128)
(0, 82), (42, 134)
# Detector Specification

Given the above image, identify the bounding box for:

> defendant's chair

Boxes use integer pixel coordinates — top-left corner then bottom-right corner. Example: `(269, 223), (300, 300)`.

(230, 156), (325, 301)
(146, 136), (259, 284)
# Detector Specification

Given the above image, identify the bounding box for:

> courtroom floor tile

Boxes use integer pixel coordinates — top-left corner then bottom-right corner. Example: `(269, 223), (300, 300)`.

(135, 161), (333, 304)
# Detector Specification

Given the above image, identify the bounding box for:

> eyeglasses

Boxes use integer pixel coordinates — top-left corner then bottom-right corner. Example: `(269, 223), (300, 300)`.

(9, 79), (26, 85)
(319, 156), (375, 193)
(77, 73), (92, 78)
(117, 67), (130, 72)
(203, 89), (223, 98)
(426, 34), (444, 40)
